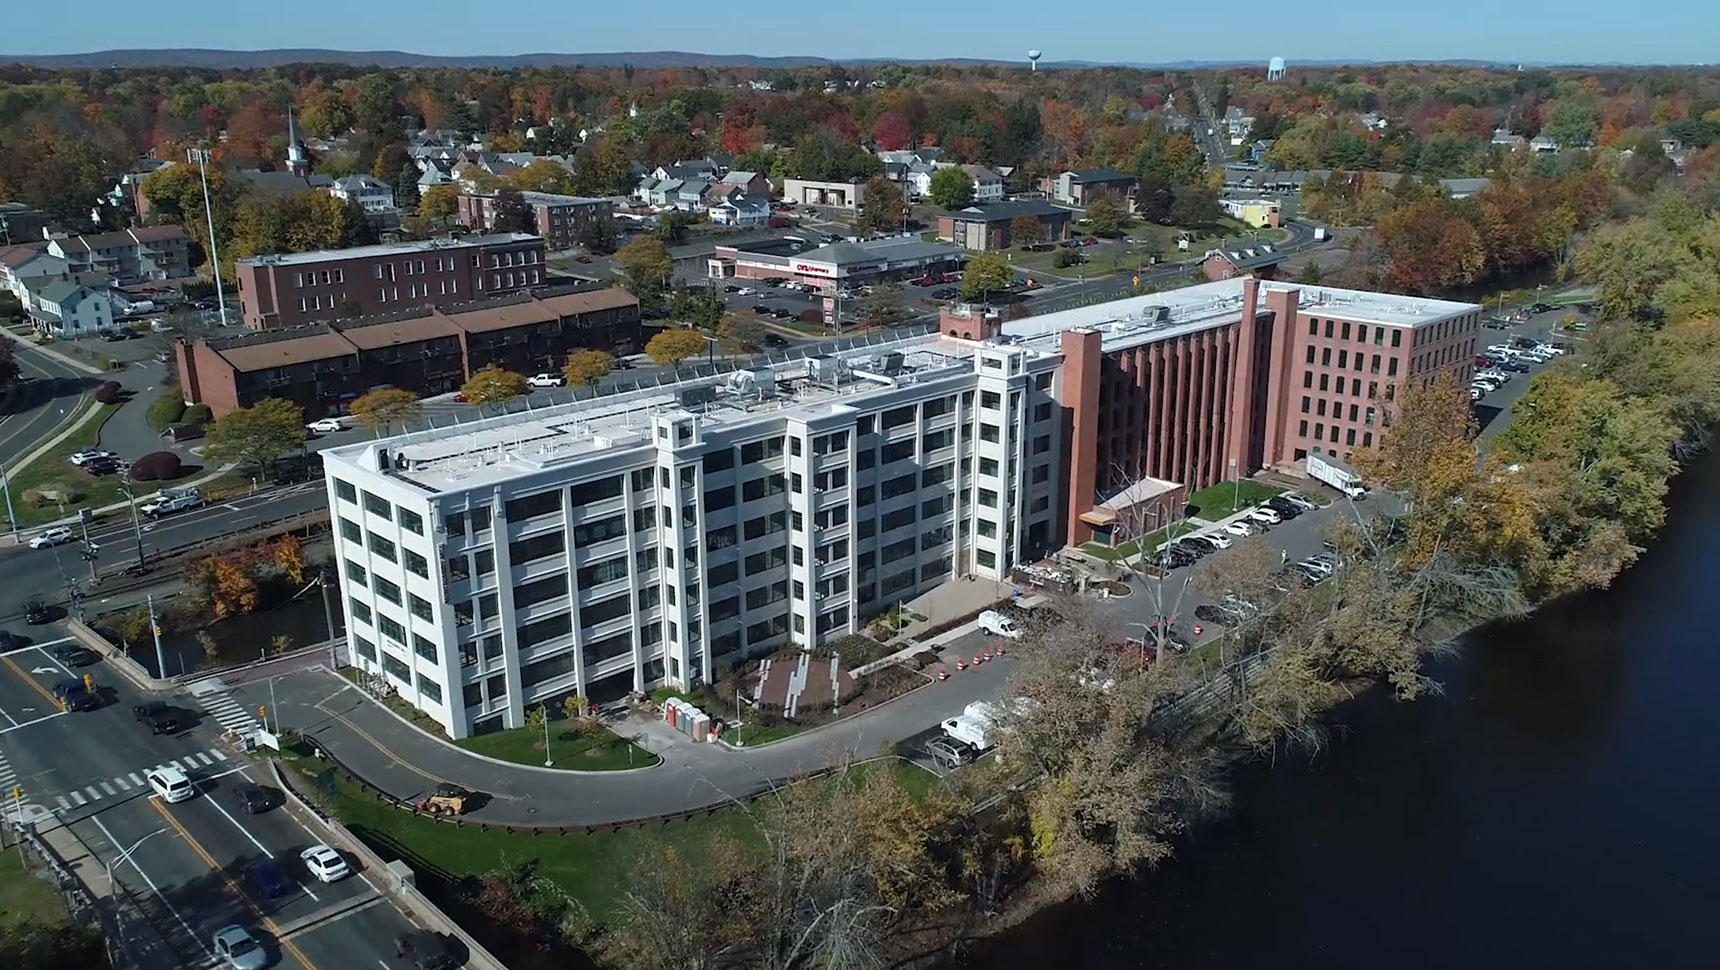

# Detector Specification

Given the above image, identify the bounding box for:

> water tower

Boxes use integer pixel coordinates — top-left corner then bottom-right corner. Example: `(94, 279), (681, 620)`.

(1267, 55), (1286, 81)
(1027, 50), (1042, 71)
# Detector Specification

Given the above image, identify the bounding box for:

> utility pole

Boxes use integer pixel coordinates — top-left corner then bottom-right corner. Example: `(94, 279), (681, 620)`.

(147, 595), (167, 682)
(318, 571), (339, 669)
(119, 476), (146, 570)
(187, 148), (229, 328)
(77, 511), (98, 583)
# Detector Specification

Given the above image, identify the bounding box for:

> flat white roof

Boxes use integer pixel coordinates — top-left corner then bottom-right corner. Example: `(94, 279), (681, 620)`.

(326, 278), (1477, 495)
(237, 233), (539, 268)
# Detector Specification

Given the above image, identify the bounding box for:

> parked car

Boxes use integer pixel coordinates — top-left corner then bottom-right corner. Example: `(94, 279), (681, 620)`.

(23, 601), (54, 624)
(306, 418), (344, 434)
(1281, 493), (1319, 511)
(52, 645), (98, 667)
(1246, 506), (1282, 526)
(1172, 538), (1212, 559)
(68, 449), (116, 466)
(527, 372), (566, 388)
(1193, 604), (1233, 626)
(1223, 519), (1256, 537)
(1265, 496), (1303, 518)
(82, 457), (125, 476)
(1196, 532), (1233, 550)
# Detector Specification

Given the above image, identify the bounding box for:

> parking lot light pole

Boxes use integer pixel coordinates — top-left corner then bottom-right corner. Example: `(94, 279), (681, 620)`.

(187, 148), (228, 328)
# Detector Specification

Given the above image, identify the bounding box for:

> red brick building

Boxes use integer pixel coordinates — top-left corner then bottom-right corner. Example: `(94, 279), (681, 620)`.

(999, 278), (1480, 545)
(175, 286), (641, 417)
(455, 192), (612, 250)
(233, 233), (547, 330)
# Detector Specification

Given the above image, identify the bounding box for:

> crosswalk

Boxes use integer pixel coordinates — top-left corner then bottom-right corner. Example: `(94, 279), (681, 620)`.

(49, 747), (229, 812)
(0, 743), (17, 798)
(187, 677), (261, 736)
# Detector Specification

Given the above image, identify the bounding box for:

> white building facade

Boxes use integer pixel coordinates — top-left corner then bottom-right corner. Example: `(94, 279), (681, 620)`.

(322, 341), (1063, 738)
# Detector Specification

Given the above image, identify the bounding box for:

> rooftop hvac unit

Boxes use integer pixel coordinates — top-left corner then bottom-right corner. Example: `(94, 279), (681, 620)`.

(1140, 304), (1170, 323)
(680, 385), (718, 408)
(871, 351), (904, 375)
(805, 354), (843, 384)
(726, 370), (759, 395)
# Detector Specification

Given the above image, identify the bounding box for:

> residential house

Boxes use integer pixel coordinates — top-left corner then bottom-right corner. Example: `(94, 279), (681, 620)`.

(1224, 106), (1255, 146)
(0, 244), (65, 303)
(710, 195), (771, 227)
(1043, 169), (1137, 207)
(417, 162), (456, 195)
(29, 278), (113, 336)
(643, 179), (682, 208)
(1359, 112), (1389, 132)
(328, 175), (397, 213)
(1490, 128), (1527, 149)
(960, 165), (1005, 201)
(1202, 244), (1283, 282)
(653, 160), (717, 182)
(674, 179), (718, 212)
(1248, 139), (1276, 163)
(46, 227), (190, 281)
(1218, 198), (1281, 228)
(1529, 135), (1560, 154)
(719, 170), (770, 198)
(937, 200), (1073, 251)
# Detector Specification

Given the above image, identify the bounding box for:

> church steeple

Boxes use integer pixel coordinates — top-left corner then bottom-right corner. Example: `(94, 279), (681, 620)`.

(286, 101), (309, 177)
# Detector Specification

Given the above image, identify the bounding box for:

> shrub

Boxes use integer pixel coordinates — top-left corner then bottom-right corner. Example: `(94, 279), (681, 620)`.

(129, 451), (183, 481)
(94, 381), (123, 404)
(797, 308), (822, 323)
(1052, 248), (1080, 269)
(182, 403), (213, 426)
(146, 388), (185, 430)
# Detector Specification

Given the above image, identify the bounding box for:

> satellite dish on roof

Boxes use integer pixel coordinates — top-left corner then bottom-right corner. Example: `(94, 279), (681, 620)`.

(1027, 50), (1042, 71)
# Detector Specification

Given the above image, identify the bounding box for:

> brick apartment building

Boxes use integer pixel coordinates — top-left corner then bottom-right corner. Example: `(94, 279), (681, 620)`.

(175, 286), (641, 417)
(234, 233), (548, 330)
(938, 200), (1074, 251)
(456, 192), (612, 249)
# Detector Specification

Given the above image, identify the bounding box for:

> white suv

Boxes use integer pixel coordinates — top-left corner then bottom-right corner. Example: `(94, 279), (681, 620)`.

(28, 527), (75, 549)
(147, 765), (196, 803)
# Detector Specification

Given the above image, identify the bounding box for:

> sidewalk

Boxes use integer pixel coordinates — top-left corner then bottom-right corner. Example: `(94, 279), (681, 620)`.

(0, 328), (106, 376)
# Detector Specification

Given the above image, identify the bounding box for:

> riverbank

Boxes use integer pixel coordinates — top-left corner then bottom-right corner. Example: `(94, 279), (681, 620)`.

(959, 438), (1720, 970)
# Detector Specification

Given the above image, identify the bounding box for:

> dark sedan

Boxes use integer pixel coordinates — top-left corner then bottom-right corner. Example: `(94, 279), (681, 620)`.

(52, 645), (98, 667)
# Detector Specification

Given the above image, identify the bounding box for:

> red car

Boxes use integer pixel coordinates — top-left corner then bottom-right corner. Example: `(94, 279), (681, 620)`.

(1081, 237), (1098, 246)
(575, 255), (592, 263)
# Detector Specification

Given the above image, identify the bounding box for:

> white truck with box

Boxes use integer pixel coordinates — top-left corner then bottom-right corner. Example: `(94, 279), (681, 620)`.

(1307, 453), (1366, 499)
(941, 701), (1006, 752)
(976, 610), (1021, 639)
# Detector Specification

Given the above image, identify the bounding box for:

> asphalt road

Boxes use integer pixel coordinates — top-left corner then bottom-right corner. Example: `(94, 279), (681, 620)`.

(0, 633), (416, 970)
(0, 482), (329, 621)
(0, 340), (101, 471)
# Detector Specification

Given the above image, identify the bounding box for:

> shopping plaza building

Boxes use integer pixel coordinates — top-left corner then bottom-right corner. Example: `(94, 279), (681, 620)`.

(321, 277), (1482, 737)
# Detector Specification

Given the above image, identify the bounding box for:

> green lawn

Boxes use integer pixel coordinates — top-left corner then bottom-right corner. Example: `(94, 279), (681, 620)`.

(3, 399), (121, 529)
(454, 722), (658, 771)
(0, 846), (68, 927)
(1184, 479), (1284, 522)
(320, 757), (939, 925)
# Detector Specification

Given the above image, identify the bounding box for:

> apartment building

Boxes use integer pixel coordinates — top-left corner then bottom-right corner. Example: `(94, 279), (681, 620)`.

(46, 226), (189, 281)
(322, 277), (1479, 738)
(456, 192), (612, 249)
(234, 233), (547, 330)
(177, 286), (640, 417)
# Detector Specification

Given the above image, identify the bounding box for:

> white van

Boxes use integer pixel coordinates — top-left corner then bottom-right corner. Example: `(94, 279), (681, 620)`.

(147, 765), (196, 803)
(976, 610), (1021, 639)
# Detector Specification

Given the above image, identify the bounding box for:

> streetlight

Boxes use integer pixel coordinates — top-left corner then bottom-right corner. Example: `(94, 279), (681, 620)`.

(118, 474), (147, 571)
(542, 711), (553, 768)
(186, 148), (229, 328)
(0, 464), (17, 543)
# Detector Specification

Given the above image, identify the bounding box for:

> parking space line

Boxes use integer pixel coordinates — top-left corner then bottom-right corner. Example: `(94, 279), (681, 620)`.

(89, 812), (212, 959)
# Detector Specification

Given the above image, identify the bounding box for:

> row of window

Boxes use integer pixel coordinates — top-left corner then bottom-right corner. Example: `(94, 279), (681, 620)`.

(1298, 420), (1375, 449)
(1308, 317), (1403, 348)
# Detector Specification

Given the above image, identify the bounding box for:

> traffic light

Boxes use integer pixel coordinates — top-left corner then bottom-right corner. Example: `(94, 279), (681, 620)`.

(11, 786), (19, 802)
(258, 706), (267, 720)
(83, 673), (93, 690)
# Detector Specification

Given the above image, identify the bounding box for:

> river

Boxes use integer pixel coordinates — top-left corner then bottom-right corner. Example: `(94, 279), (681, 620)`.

(968, 447), (1720, 970)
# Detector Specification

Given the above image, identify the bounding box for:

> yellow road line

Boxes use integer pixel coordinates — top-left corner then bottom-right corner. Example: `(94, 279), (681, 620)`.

(148, 797), (325, 970)
(1, 654), (63, 707)
(316, 702), (459, 789)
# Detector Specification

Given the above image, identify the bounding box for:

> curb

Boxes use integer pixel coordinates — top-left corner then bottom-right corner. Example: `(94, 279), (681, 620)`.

(329, 674), (665, 777)
(1, 395), (102, 479)
(0, 328), (107, 376)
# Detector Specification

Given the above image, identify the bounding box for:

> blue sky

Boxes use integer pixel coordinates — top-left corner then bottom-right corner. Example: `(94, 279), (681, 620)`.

(5, 0), (1715, 64)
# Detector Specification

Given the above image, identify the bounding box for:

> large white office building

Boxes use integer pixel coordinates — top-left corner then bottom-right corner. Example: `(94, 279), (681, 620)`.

(322, 324), (1065, 738)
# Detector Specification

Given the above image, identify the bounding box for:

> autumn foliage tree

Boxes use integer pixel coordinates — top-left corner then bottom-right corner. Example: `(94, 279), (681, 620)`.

(347, 388), (421, 435)
(1368, 197), (1485, 294)
(459, 365), (529, 409)
(561, 349), (614, 388)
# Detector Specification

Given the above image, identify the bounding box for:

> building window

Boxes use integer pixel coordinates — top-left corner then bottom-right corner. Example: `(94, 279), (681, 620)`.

(1388, 358), (1399, 377)
(1391, 329), (1402, 348)
(380, 652), (410, 682)
(1314, 422), (1324, 440)
(368, 531), (397, 562)
(413, 633), (438, 663)
(1298, 420), (1308, 437)
(1316, 399), (1327, 417)
(339, 517), (361, 543)
(353, 635), (376, 662)
(1300, 395), (1311, 414)
(373, 576), (402, 605)
(377, 613), (405, 645)
(1303, 371), (1313, 389)
(349, 597), (372, 625)
(1346, 428), (1357, 446)
(1321, 348), (1332, 366)
(1307, 319), (1317, 335)
(334, 479), (357, 504)
(1305, 345), (1316, 364)
(1318, 374), (1329, 392)
(1342, 321), (1352, 340)
(362, 491), (392, 520)
(1324, 320), (1334, 338)
(1356, 324), (1367, 343)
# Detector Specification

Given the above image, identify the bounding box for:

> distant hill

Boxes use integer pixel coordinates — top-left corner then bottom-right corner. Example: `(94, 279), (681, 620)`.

(0, 48), (1539, 71)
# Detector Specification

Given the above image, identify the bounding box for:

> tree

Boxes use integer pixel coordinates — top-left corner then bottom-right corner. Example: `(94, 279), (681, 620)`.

(928, 166), (975, 209)
(490, 188), (536, 233)
(354, 74), (398, 133)
(1009, 213), (1045, 248)
(858, 175), (907, 232)
(645, 329), (708, 373)
(961, 252), (1013, 301)
(716, 315), (768, 352)
(1169, 183), (1221, 226)
(505, 159), (577, 195)
(0, 338), (18, 386)
(871, 111), (913, 151)
(577, 216), (619, 255)
(562, 349), (614, 388)
(615, 237), (675, 313)
(460, 366), (529, 410)
(201, 398), (305, 473)
(1370, 197), (1485, 294)
(1134, 174), (1176, 224)
(419, 184), (459, 224)
(393, 162), (421, 215)
(1084, 193), (1128, 237)
(348, 388), (421, 435)
(859, 284), (907, 327)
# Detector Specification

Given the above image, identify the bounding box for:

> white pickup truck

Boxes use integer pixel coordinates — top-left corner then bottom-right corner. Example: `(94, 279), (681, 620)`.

(141, 490), (203, 518)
